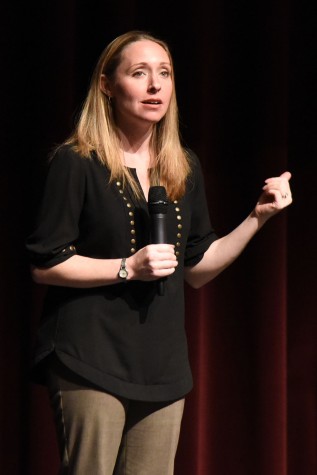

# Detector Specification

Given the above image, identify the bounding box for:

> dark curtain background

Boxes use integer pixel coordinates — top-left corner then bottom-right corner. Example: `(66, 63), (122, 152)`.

(1, 1), (316, 474)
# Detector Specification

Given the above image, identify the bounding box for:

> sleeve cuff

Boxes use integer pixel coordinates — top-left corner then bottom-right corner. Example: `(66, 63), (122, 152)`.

(30, 244), (77, 268)
(184, 234), (218, 267)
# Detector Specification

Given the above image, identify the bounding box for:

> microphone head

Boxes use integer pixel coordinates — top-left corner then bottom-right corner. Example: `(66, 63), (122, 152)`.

(148, 186), (168, 215)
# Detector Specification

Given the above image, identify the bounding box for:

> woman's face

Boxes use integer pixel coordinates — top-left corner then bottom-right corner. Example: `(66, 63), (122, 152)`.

(102, 40), (173, 129)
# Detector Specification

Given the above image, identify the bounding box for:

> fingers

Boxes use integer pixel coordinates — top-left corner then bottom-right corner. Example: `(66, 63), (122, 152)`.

(146, 245), (178, 274)
(264, 171), (291, 182)
(145, 244), (177, 262)
(262, 171), (293, 203)
(279, 171), (292, 181)
(254, 171), (293, 219)
(127, 244), (178, 281)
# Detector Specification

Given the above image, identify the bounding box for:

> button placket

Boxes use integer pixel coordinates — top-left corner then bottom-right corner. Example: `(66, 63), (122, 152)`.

(173, 200), (182, 258)
(116, 180), (137, 254)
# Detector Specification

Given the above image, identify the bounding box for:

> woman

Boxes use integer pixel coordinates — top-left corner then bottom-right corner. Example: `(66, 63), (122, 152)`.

(26, 31), (292, 474)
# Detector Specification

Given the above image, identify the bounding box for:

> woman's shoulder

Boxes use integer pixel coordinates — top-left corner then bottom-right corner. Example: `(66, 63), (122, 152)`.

(48, 143), (105, 174)
(184, 147), (198, 161)
(183, 147), (203, 173)
(39, 144), (105, 190)
(50, 143), (86, 165)
(183, 147), (204, 181)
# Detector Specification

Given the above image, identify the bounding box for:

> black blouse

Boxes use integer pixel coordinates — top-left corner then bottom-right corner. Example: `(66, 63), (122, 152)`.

(26, 145), (217, 402)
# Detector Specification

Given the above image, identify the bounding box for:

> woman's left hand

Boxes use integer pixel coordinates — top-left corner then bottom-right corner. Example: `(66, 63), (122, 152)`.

(185, 171), (293, 289)
(254, 171), (293, 220)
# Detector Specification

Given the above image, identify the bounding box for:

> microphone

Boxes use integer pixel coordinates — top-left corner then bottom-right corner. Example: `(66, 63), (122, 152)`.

(148, 186), (168, 296)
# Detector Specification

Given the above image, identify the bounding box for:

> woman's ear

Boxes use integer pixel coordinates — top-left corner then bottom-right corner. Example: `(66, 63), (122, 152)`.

(100, 74), (112, 97)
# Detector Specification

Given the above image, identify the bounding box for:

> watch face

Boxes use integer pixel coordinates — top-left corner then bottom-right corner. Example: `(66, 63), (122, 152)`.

(119, 269), (128, 279)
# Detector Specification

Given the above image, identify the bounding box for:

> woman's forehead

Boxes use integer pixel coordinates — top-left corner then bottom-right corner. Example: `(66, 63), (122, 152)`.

(119, 40), (171, 67)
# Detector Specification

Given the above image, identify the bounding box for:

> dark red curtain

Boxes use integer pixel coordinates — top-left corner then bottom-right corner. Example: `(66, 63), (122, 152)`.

(1, 1), (316, 474)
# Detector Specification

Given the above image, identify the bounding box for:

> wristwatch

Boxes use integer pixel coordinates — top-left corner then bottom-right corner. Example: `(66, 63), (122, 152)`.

(118, 258), (128, 280)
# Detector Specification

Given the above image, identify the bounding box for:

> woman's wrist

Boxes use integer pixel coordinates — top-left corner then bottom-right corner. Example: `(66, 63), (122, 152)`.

(125, 255), (136, 281)
(249, 208), (271, 231)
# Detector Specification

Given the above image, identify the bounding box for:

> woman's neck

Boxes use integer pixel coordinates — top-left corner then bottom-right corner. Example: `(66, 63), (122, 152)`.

(118, 125), (154, 170)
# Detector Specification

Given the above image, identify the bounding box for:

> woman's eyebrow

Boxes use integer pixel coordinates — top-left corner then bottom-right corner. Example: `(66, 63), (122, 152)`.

(128, 61), (171, 69)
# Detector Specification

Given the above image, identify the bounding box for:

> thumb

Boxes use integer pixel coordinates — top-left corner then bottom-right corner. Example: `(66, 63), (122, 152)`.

(280, 171), (292, 181)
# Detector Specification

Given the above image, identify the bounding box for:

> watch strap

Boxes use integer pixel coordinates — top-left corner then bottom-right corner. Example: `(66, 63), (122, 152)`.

(118, 257), (128, 280)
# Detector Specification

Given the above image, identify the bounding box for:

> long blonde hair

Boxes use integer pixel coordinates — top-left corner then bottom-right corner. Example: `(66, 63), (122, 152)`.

(66, 30), (191, 200)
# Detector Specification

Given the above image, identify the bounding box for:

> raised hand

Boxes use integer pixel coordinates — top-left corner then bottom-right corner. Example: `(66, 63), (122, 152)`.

(254, 171), (292, 219)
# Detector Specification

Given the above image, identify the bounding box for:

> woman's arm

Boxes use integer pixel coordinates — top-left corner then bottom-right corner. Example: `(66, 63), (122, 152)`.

(185, 171), (292, 289)
(31, 244), (178, 288)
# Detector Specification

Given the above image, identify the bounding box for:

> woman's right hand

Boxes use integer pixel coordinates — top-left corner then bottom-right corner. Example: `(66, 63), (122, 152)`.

(126, 244), (178, 281)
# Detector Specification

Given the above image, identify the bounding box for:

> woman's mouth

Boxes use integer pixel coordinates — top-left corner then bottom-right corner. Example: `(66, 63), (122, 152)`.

(141, 99), (162, 105)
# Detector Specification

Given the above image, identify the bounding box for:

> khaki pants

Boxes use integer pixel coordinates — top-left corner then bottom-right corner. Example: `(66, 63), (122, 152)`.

(47, 362), (185, 475)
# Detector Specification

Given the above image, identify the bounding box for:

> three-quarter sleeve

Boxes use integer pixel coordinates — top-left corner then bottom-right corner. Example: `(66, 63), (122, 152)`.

(26, 146), (86, 267)
(184, 152), (218, 267)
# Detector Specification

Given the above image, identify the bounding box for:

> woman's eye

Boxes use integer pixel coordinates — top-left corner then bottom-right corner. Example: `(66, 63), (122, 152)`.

(160, 70), (171, 78)
(132, 71), (145, 77)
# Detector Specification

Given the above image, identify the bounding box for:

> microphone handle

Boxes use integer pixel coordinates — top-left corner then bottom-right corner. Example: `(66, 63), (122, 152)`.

(151, 214), (167, 243)
(150, 213), (167, 296)
(158, 279), (166, 296)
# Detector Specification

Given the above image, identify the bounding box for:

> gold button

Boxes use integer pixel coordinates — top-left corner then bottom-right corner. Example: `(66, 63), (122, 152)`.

(62, 248), (66, 253)
(119, 189), (124, 194)
(131, 248), (136, 253)
(175, 251), (180, 256)
(116, 181), (121, 186)
(131, 239), (136, 244)
(131, 229), (136, 235)
(175, 207), (180, 212)
(174, 200), (178, 204)
(123, 197), (127, 201)
(177, 233), (182, 238)
(127, 203), (132, 208)
(176, 242), (181, 247)
(177, 215), (182, 220)
(129, 211), (134, 217)
(178, 224), (182, 229)
(130, 220), (135, 225)
(69, 245), (76, 251)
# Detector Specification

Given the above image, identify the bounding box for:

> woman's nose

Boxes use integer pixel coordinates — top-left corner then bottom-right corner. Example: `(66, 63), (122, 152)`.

(148, 76), (161, 93)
